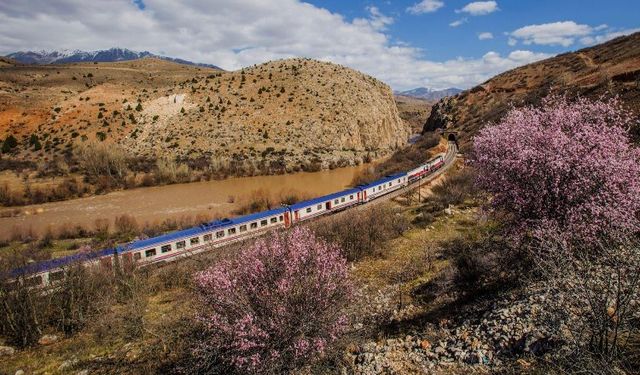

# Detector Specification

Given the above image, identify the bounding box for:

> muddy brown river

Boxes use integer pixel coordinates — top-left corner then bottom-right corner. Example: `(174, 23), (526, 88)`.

(0, 164), (371, 240)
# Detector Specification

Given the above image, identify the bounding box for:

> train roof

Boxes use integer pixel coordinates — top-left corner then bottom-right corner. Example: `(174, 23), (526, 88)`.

(289, 188), (361, 210)
(9, 247), (115, 277)
(358, 172), (407, 189)
(125, 206), (289, 251)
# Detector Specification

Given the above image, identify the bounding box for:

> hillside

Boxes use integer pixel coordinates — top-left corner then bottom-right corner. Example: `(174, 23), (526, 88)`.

(394, 94), (434, 133)
(424, 32), (640, 145)
(0, 57), (408, 175)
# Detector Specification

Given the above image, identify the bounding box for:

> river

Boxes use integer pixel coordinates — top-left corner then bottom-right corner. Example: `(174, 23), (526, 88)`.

(0, 164), (372, 240)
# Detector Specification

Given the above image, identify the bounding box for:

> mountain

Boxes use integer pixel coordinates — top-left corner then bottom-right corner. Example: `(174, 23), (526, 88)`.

(5, 48), (222, 69)
(0, 57), (408, 174)
(396, 87), (462, 101)
(424, 32), (640, 146)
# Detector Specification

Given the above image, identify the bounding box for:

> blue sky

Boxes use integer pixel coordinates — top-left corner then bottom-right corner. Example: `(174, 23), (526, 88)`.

(307, 0), (640, 61)
(1, 0), (638, 90)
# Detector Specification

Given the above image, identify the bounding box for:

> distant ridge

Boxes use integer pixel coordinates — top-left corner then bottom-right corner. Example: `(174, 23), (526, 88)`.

(5, 47), (222, 69)
(396, 87), (463, 101)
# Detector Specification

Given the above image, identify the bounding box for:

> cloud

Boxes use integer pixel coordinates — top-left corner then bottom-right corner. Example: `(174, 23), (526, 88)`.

(478, 32), (493, 40)
(580, 27), (640, 46)
(510, 21), (592, 47)
(449, 18), (467, 27)
(508, 37), (517, 46)
(0, 0), (552, 90)
(457, 1), (498, 16)
(407, 0), (444, 14)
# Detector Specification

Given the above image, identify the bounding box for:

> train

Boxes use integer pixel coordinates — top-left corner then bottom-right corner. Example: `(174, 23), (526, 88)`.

(7, 145), (453, 288)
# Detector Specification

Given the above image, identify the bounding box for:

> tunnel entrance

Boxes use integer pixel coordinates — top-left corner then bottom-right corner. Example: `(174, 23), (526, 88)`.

(447, 133), (457, 142)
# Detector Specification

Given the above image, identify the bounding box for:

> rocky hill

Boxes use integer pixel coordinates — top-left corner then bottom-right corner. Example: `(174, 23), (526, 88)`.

(0, 57), (408, 173)
(424, 32), (640, 145)
(395, 95), (434, 133)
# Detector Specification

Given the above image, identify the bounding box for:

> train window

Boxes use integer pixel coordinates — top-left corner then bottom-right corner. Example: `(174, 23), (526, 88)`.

(240, 225), (247, 232)
(341, 197), (345, 202)
(134, 252), (142, 260)
(350, 195), (353, 200)
(228, 228), (237, 235)
(306, 207), (312, 213)
(334, 199), (339, 204)
(378, 186), (382, 191)
(279, 215), (283, 221)
(176, 241), (186, 249)
(49, 270), (65, 282)
(317, 204), (322, 210)
(145, 248), (157, 257)
(270, 217), (277, 224)
(161, 244), (172, 253)
(25, 275), (42, 287)
(250, 222), (258, 229)
(204, 233), (213, 242)
(398, 179), (401, 183)
(190, 237), (200, 245)
(260, 220), (268, 227)
(216, 231), (224, 238)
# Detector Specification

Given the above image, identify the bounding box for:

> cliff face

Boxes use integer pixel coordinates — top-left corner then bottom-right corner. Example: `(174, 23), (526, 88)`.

(423, 32), (640, 145)
(0, 57), (409, 171)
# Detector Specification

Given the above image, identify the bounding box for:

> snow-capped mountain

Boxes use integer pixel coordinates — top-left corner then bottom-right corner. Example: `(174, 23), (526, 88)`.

(5, 48), (221, 69)
(396, 87), (463, 101)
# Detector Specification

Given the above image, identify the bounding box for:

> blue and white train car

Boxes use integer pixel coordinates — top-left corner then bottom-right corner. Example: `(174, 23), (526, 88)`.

(9, 247), (116, 288)
(358, 172), (408, 202)
(289, 188), (361, 223)
(123, 207), (290, 265)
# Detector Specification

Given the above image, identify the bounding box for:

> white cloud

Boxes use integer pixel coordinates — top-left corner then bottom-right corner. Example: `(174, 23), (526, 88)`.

(508, 37), (517, 46)
(0, 0), (552, 90)
(580, 27), (640, 46)
(457, 1), (498, 16)
(449, 18), (467, 27)
(407, 0), (444, 14)
(510, 21), (592, 47)
(478, 32), (493, 40)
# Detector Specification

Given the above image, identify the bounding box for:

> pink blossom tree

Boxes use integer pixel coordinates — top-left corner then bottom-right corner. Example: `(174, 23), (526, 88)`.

(471, 95), (640, 245)
(194, 227), (352, 374)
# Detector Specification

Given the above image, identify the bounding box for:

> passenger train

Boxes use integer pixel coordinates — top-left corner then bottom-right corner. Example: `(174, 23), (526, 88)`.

(7, 145), (453, 288)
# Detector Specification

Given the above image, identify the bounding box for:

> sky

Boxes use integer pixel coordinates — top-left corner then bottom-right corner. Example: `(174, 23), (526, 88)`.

(1, 0), (639, 91)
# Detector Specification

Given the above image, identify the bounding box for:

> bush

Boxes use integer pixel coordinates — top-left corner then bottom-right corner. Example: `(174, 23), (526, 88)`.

(2, 134), (18, 153)
(312, 203), (409, 261)
(115, 214), (139, 237)
(471, 95), (640, 246)
(194, 227), (352, 374)
(75, 142), (129, 184)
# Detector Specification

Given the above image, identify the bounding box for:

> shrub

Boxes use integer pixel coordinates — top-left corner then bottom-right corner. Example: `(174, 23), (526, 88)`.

(2, 134), (18, 153)
(471, 96), (640, 246)
(75, 142), (129, 183)
(194, 227), (352, 374)
(312, 203), (409, 261)
(115, 214), (139, 237)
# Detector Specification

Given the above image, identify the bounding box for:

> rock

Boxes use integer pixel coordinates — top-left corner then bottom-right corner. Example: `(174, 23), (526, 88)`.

(76, 370), (89, 375)
(15, 370), (24, 375)
(420, 339), (432, 351)
(0, 345), (16, 356)
(38, 334), (59, 345)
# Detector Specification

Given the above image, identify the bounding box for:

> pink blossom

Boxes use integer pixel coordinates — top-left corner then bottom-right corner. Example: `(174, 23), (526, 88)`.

(194, 227), (352, 373)
(471, 95), (640, 246)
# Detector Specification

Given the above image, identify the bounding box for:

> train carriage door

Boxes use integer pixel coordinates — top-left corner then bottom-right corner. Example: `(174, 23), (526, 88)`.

(284, 211), (291, 227)
(294, 210), (300, 221)
(325, 201), (331, 210)
(364, 190), (367, 200)
(357, 191), (361, 202)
